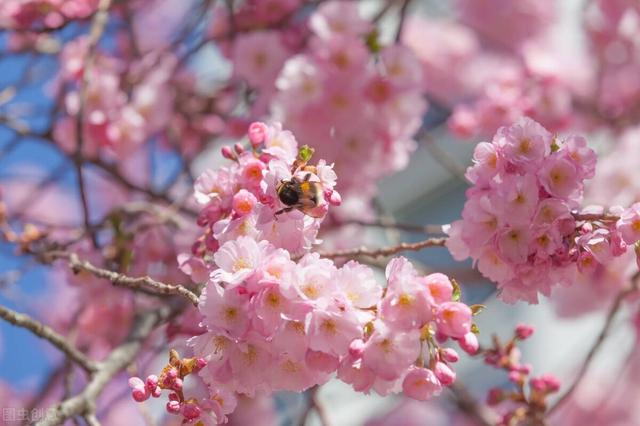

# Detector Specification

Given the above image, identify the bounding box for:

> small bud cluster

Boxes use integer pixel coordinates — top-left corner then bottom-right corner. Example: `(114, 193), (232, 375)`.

(129, 350), (237, 423)
(483, 325), (560, 426)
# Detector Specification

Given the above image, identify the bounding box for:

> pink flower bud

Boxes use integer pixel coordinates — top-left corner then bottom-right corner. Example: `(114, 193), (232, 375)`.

(434, 362), (456, 386)
(349, 339), (365, 358)
(168, 392), (180, 401)
(167, 368), (178, 380)
(194, 358), (208, 372)
(234, 143), (245, 154)
(326, 189), (342, 206)
(172, 378), (183, 391)
(515, 324), (534, 340)
(221, 145), (235, 160)
(128, 377), (144, 389)
(515, 363), (532, 375)
(248, 122), (268, 147)
(145, 375), (158, 391)
(487, 388), (503, 405)
(458, 332), (479, 355)
(441, 348), (459, 363)
(508, 371), (523, 384)
(435, 331), (448, 344)
(181, 402), (201, 420)
(131, 388), (149, 402)
(166, 400), (181, 414)
(151, 386), (162, 398)
(543, 374), (561, 392)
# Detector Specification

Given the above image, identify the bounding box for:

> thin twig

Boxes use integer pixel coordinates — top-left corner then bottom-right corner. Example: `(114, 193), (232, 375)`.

(317, 237), (447, 259)
(53, 252), (201, 306)
(298, 386), (331, 426)
(547, 283), (638, 415)
(449, 382), (498, 426)
(420, 131), (468, 181)
(73, 0), (113, 248)
(0, 306), (97, 373)
(395, 0), (411, 42)
(340, 219), (445, 234)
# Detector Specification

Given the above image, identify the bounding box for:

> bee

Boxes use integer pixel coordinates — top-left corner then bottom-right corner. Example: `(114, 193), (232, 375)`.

(275, 173), (325, 218)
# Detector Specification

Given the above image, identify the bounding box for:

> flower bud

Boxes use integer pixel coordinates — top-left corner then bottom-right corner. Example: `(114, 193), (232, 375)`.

(166, 400), (181, 414)
(172, 377), (184, 391)
(145, 375), (158, 391)
(221, 145), (235, 160)
(194, 358), (208, 372)
(515, 324), (534, 340)
(458, 332), (479, 355)
(349, 339), (365, 358)
(181, 402), (201, 420)
(248, 122), (268, 147)
(234, 143), (245, 154)
(434, 362), (456, 386)
(440, 348), (459, 363)
(486, 388), (503, 406)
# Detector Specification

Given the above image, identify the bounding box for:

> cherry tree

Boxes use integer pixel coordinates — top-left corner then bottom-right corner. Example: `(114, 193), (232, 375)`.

(1, 1), (639, 425)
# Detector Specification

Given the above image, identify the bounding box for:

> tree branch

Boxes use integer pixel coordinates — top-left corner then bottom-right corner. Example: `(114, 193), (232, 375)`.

(0, 306), (97, 373)
(449, 383), (498, 426)
(547, 283), (638, 415)
(53, 252), (201, 306)
(35, 305), (177, 426)
(317, 237), (447, 259)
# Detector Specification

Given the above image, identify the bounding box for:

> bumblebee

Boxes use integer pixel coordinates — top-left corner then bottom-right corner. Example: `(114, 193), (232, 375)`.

(275, 173), (324, 218)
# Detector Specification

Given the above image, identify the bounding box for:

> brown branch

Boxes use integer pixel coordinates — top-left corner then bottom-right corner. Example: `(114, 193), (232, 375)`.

(547, 283), (638, 415)
(48, 252), (201, 305)
(73, 0), (113, 248)
(317, 237), (447, 259)
(0, 305), (97, 373)
(298, 386), (330, 426)
(35, 305), (177, 426)
(339, 219), (445, 234)
(420, 131), (468, 181)
(449, 383), (498, 426)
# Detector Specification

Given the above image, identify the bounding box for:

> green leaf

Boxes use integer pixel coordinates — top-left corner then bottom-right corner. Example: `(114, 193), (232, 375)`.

(451, 278), (461, 302)
(470, 304), (486, 316)
(298, 145), (315, 162)
(471, 323), (480, 335)
(365, 30), (382, 54)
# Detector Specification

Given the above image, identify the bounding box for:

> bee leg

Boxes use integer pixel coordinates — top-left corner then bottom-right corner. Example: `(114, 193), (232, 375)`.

(274, 206), (297, 217)
(303, 173), (312, 182)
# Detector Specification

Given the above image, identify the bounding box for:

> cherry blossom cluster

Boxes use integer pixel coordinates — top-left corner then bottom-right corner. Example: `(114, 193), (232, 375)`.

(483, 325), (561, 426)
(180, 122), (341, 282)
(53, 37), (178, 157)
(454, 0), (556, 51)
(446, 117), (600, 303)
(0, 0), (97, 30)
(184, 252), (478, 423)
(585, 0), (640, 120)
(448, 67), (574, 139)
(272, 1), (426, 203)
(164, 124), (481, 424)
